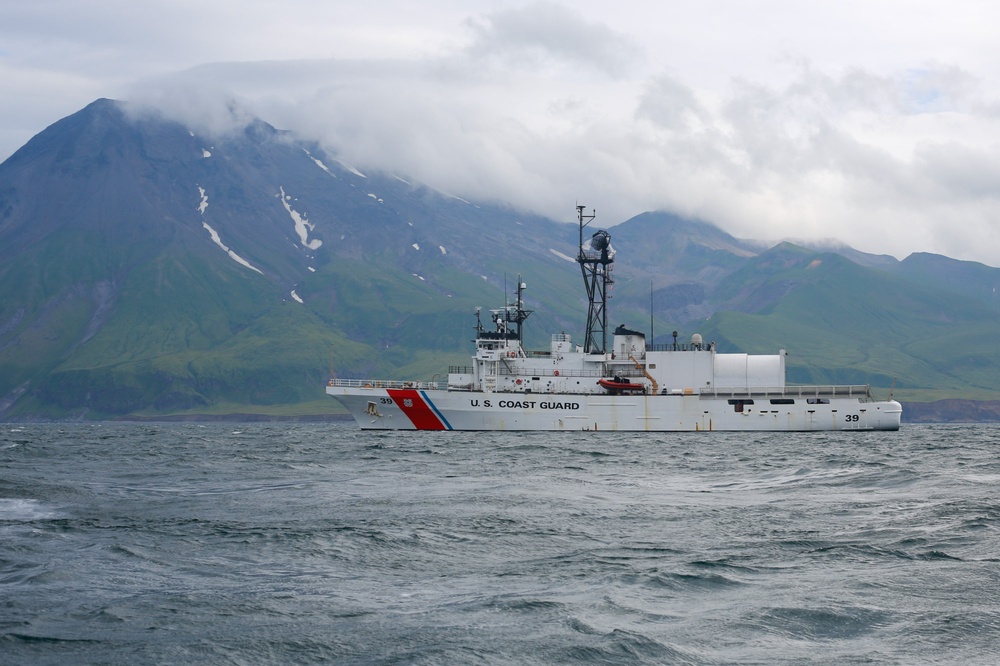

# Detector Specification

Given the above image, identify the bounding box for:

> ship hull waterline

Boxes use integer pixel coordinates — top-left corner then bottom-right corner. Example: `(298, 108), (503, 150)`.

(327, 386), (902, 432)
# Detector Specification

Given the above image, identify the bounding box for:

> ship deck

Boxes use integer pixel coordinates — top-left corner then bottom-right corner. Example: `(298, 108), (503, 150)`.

(327, 378), (880, 401)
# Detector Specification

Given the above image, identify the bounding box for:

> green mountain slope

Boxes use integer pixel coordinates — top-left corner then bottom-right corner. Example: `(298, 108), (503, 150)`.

(694, 245), (1000, 400)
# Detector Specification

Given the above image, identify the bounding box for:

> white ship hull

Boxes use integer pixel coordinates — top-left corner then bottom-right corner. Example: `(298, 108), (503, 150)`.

(326, 384), (902, 431)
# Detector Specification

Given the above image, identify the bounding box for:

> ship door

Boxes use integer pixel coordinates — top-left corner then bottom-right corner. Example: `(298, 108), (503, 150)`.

(728, 399), (753, 413)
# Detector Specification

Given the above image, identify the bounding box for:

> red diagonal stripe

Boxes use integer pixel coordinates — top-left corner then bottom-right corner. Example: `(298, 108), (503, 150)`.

(386, 389), (446, 430)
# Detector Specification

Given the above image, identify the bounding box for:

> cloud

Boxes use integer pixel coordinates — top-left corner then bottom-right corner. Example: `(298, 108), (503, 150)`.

(461, 2), (642, 78)
(4, 1), (1000, 266)
(115, 51), (1000, 266)
(125, 76), (258, 138)
(617, 62), (1000, 261)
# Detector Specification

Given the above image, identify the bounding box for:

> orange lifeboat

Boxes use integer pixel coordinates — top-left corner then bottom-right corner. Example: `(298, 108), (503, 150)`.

(597, 378), (646, 394)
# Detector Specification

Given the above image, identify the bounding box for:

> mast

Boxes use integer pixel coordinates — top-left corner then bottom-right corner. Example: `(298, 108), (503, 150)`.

(576, 205), (615, 354)
(489, 275), (532, 343)
(511, 277), (531, 343)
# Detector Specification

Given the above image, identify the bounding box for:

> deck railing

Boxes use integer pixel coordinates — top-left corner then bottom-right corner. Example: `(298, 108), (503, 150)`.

(646, 343), (711, 352)
(448, 365), (644, 379)
(699, 385), (873, 399)
(327, 378), (447, 390)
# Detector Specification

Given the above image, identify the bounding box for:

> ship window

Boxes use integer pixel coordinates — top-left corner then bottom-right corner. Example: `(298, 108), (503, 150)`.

(648, 364), (655, 369)
(532, 377), (540, 381)
(728, 399), (754, 413)
(770, 398), (795, 405)
(807, 398), (830, 405)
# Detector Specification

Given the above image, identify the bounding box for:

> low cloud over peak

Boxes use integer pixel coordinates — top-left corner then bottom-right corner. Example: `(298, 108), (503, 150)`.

(462, 2), (643, 79)
(4, 1), (1000, 266)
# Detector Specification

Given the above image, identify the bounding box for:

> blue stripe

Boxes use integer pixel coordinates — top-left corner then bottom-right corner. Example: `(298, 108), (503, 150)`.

(420, 391), (453, 430)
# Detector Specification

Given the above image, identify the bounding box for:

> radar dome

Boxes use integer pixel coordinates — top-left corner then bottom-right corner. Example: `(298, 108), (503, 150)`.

(691, 333), (703, 346)
(589, 230), (611, 252)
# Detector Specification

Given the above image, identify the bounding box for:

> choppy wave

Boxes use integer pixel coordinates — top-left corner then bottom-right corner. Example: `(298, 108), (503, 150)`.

(2, 423), (1000, 664)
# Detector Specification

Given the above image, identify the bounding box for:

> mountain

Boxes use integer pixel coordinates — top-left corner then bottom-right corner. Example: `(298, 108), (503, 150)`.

(0, 99), (582, 418)
(697, 244), (1000, 392)
(2, 99), (1000, 420)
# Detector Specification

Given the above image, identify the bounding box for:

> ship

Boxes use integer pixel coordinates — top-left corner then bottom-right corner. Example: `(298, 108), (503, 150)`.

(326, 206), (902, 431)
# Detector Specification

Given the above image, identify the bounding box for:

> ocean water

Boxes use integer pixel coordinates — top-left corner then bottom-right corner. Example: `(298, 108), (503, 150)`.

(2, 423), (999, 665)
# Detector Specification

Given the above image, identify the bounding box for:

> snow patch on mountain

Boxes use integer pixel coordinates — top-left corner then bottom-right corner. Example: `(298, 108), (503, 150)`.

(197, 186), (209, 214)
(367, 193), (383, 203)
(549, 248), (575, 263)
(202, 222), (263, 274)
(443, 192), (473, 205)
(305, 150), (337, 178)
(336, 159), (366, 178)
(412, 243), (420, 251)
(202, 149), (212, 158)
(439, 246), (447, 255)
(290, 290), (303, 304)
(278, 186), (322, 250)
(310, 152), (366, 178)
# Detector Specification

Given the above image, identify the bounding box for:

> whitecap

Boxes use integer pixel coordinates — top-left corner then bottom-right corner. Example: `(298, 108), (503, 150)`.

(0, 498), (58, 522)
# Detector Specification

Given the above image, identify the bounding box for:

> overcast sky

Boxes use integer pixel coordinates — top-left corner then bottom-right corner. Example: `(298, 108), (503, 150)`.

(3, 1), (999, 265)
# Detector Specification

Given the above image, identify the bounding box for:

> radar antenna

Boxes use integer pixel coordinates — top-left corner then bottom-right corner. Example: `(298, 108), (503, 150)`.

(576, 205), (615, 354)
